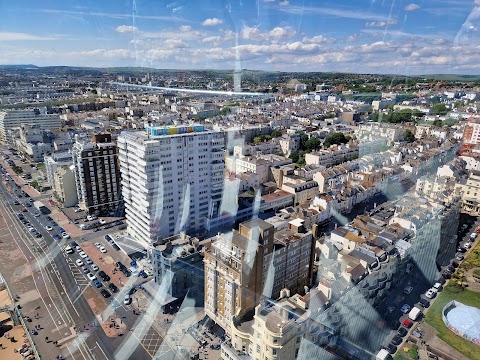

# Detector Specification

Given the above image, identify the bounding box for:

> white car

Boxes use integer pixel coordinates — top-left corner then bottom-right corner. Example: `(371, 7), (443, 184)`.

(75, 246), (81, 252)
(99, 219), (106, 225)
(45, 225), (53, 231)
(470, 232), (477, 239)
(74, 208), (82, 213)
(91, 264), (99, 271)
(95, 242), (102, 248)
(62, 232), (70, 239)
(75, 259), (84, 267)
(33, 212), (41, 217)
(124, 294), (132, 305)
(79, 251), (88, 259)
(64, 246), (74, 254)
(99, 246), (107, 253)
(425, 289), (436, 299)
(400, 304), (411, 314)
(464, 242), (472, 249)
(87, 215), (97, 221)
(86, 273), (97, 281)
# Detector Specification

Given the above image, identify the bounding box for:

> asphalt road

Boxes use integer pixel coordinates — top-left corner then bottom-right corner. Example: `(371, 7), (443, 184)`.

(0, 164), (157, 359)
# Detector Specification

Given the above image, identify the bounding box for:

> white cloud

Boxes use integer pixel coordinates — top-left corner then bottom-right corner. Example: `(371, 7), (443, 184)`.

(163, 39), (189, 49)
(202, 18), (223, 26)
(202, 36), (222, 45)
(346, 34), (360, 42)
(279, 5), (392, 21)
(365, 20), (397, 27)
(268, 27), (296, 39)
(405, 3), (421, 11)
(279, 1), (289, 5)
(179, 25), (192, 32)
(303, 35), (335, 44)
(0, 32), (58, 41)
(115, 25), (138, 33)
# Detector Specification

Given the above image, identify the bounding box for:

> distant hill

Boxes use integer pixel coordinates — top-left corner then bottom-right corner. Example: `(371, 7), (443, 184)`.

(420, 74), (480, 82)
(0, 64), (39, 69)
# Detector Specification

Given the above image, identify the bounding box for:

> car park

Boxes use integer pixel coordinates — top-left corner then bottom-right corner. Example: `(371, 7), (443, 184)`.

(79, 251), (88, 258)
(108, 283), (119, 293)
(92, 280), (102, 288)
(425, 289), (436, 299)
(100, 289), (111, 298)
(400, 304), (411, 314)
(87, 273), (97, 281)
(75, 259), (84, 267)
(124, 294), (132, 305)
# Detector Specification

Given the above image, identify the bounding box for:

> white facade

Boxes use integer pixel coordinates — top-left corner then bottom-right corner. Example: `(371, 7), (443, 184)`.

(0, 108), (61, 142)
(118, 126), (225, 244)
(358, 123), (404, 143)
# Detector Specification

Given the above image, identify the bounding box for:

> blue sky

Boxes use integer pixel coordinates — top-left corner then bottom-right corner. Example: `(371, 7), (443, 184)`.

(1, 0), (480, 74)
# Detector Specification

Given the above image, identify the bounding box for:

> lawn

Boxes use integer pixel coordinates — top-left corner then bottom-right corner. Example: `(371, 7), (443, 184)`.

(425, 284), (480, 360)
(460, 237), (480, 271)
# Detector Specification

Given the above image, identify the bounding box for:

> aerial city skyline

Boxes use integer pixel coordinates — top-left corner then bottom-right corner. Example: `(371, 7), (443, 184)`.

(1, 1), (480, 360)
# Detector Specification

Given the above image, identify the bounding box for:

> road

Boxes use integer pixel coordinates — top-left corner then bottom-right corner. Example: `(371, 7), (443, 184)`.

(0, 160), (161, 359)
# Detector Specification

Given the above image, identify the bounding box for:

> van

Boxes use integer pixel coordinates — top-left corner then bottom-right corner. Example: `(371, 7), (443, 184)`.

(408, 306), (422, 321)
(376, 349), (392, 360)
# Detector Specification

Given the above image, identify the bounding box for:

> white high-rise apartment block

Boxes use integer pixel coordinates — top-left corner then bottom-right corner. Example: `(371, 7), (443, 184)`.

(0, 108), (61, 143)
(118, 125), (225, 244)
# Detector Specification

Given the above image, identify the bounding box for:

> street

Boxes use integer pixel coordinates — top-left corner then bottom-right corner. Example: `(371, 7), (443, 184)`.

(0, 158), (169, 359)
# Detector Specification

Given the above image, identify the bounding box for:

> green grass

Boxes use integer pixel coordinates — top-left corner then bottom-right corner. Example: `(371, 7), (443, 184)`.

(394, 353), (410, 360)
(460, 239), (480, 271)
(425, 284), (480, 360)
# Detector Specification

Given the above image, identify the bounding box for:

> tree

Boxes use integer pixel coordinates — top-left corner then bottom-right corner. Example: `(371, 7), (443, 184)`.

(30, 180), (39, 189)
(404, 130), (415, 142)
(219, 107), (231, 116)
(253, 137), (262, 144)
(271, 129), (283, 138)
(433, 103), (448, 115)
(324, 132), (350, 147)
(289, 151), (300, 163)
(305, 138), (321, 152)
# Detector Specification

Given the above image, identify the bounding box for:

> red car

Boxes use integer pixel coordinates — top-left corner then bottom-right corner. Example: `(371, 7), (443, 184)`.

(21, 207), (27, 212)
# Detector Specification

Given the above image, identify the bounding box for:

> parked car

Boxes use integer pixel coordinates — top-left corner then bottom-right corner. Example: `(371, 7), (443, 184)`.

(75, 259), (84, 267)
(419, 298), (430, 308)
(78, 251), (88, 259)
(92, 280), (102, 288)
(124, 294), (132, 305)
(122, 268), (131, 277)
(45, 225), (53, 231)
(108, 283), (119, 293)
(456, 253), (465, 261)
(99, 246), (107, 253)
(390, 335), (402, 345)
(87, 273), (97, 281)
(386, 344), (397, 354)
(82, 267), (89, 274)
(85, 258), (93, 265)
(403, 286), (414, 295)
(442, 270), (452, 279)
(98, 271), (110, 282)
(91, 264), (99, 271)
(398, 327), (408, 337)
(400, 304), (411, 314)
(95, 242), (102, 248)
(100, 289), (111, 298)
(433, 283), (443, 292)
(425, 289), (436, 299)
